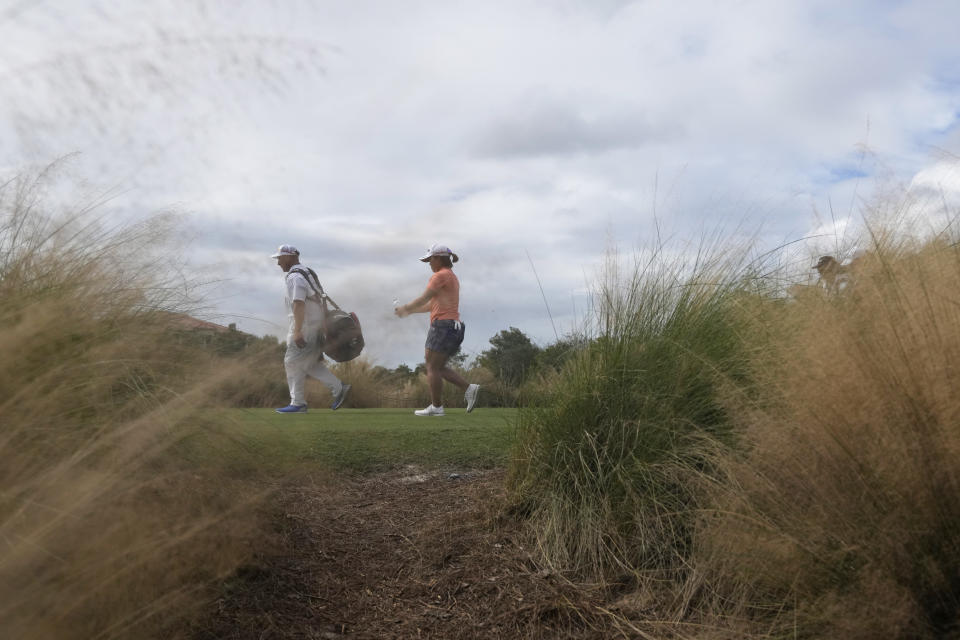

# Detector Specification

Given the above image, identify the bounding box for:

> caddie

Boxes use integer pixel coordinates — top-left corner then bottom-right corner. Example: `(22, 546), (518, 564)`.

(271, 244), (351, 413)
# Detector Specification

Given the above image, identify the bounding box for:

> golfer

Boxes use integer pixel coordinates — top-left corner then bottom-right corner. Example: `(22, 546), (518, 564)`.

(272, 244), (351, 413)
(395, 243), (480, 416)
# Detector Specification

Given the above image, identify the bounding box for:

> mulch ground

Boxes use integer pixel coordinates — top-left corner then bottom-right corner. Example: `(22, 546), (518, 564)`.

(189, 467), (633, 640)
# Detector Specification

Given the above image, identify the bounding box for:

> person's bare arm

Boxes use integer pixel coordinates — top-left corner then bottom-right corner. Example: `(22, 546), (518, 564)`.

(395, 287), (435, 317)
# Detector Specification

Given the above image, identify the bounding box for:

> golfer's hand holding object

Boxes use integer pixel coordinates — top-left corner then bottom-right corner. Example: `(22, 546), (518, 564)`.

(294, 329), (307, 348)
(394, 304), (408, 318)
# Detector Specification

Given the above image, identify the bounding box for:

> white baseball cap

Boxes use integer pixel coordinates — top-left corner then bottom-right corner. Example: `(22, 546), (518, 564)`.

(419, 243), (459, 263)
(270, 244), (300, 258)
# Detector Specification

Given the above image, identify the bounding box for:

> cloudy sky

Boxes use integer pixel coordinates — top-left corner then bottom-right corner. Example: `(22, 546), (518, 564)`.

(2, 0), (959, 366)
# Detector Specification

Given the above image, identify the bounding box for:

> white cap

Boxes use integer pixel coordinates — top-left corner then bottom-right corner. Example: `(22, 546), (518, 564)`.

(419, 243), (459, 263)
(270, 244), (300, 258)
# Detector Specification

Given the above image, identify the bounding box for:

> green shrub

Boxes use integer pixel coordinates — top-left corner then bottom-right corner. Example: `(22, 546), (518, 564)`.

(509, 241), (764, 580)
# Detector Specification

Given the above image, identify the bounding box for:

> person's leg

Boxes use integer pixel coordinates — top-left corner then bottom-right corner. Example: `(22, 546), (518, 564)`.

(282, 338), (331, 409)
(437, 322), (473, 404)
(283, 349), (309, 407)
(306, 357), (343, 396)
(440, 321), (468, 391)
(424, 321), (479, 412)
(439, 359), (480, 412)
(424, 348), (447, 407)
(418, 321), (467, 415)
(306, 356), (351, 409)
(440, 365), (468, 391)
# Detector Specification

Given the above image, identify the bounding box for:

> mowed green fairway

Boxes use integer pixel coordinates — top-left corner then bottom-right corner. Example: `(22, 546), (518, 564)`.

(180, 408), (519, 476)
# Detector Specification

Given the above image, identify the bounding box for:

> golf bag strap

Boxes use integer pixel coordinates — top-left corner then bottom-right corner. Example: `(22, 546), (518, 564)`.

(288, 267), (343, 310)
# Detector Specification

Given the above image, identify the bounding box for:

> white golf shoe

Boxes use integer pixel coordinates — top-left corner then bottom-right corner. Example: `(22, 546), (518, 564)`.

(414, 404), (445, 416)
(464, 384), (480, 413)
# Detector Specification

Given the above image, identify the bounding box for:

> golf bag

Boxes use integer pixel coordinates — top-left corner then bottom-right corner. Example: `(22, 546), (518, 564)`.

(289, 267), (365, 362)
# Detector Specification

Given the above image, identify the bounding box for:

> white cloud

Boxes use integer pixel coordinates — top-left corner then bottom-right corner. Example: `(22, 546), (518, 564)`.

(2, 0), (960, 365)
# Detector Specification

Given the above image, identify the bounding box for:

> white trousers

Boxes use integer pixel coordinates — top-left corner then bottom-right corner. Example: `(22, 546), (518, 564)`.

(284, 334), (342, 406)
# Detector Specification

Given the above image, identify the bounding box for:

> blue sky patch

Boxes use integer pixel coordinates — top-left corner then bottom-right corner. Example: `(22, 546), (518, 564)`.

(826, 165), (870, 183)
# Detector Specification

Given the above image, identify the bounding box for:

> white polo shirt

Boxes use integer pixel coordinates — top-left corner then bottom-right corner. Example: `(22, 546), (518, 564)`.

(284, 267), (324, 334)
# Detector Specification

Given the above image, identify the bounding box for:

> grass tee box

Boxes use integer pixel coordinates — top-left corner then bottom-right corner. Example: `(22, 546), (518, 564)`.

(181, 408), (519, 475)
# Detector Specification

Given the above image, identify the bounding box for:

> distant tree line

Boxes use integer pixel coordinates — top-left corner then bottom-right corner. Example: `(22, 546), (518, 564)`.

(476, 327), (587, 385)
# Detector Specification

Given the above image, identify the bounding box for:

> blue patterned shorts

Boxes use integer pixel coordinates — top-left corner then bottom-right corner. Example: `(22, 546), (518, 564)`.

(425, 319), (465, 355)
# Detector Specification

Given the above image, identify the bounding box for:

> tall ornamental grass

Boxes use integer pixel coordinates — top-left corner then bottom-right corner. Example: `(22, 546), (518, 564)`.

(508, 239), (767, 581)
(514, 200), (960, 639)
(680, 235), (960, 639)
(0, 168), (255, 639)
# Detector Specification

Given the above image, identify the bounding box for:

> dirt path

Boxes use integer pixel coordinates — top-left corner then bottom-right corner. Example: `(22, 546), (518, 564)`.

(190, 467), (621, 640)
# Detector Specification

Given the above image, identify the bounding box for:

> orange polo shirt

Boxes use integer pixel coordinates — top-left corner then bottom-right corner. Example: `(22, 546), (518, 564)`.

(427, 268), (460, 323)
